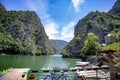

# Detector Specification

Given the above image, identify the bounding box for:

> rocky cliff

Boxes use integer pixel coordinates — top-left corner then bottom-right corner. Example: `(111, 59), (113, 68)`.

(109, 0), (120, 14)
(62, 0), (120, 57)
(0, 4), (54, 55)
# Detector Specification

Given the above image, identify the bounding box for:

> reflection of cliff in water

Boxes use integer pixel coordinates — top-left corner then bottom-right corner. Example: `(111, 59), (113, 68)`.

(44, 54), (68, 68)
(0, 55), (80, 71)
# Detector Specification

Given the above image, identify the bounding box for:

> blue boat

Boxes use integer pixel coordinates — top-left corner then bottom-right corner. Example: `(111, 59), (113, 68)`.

(0, 73), (4, 77)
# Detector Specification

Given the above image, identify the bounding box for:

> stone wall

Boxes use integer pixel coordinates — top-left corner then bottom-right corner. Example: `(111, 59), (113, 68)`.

(105, 34), (116, 45)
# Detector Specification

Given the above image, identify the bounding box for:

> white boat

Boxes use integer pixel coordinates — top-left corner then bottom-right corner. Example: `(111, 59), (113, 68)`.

(76, 61), (90, 67)
(76, 70), (87, 76)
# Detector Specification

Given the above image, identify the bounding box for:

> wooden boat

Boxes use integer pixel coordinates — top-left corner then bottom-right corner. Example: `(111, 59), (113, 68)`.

(70, 67), (78, 71)
(41, 68), (51, 72)
(61, 68), (69, 72)
(76, 61), (90, 67)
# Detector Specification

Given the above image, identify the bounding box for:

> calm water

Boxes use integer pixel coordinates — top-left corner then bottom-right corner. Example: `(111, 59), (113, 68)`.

(0, 54), (80, 71)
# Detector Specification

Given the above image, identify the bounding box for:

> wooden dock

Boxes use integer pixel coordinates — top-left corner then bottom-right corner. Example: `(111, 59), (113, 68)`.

(85, 70), (110, 79)
(0, 68), (30, 80)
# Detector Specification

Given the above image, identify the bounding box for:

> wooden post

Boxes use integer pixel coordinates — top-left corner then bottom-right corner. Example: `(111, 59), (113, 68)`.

(96, 68), (98, 79)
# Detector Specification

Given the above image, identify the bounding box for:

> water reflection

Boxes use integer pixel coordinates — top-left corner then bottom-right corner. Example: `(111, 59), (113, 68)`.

(43, 54), (68, 68)
(0, 54), (81, 71)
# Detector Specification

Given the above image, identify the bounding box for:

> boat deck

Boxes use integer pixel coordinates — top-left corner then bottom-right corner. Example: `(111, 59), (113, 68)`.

(0, 68), (30, 80)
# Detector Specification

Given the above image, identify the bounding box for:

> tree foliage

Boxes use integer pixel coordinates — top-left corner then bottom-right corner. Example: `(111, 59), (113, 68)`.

(61, 49), (68, 55)
(103, 42), (120, 67)
(0, 23), (27, 54)
(0, 9), (53, 55)
(82, 33), (100, 55)
(110, 29), (120, 42)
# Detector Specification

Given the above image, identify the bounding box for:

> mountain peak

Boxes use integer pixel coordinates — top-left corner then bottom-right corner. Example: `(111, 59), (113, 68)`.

(0, 3), (6, 11)
(109, 0), (120, 14)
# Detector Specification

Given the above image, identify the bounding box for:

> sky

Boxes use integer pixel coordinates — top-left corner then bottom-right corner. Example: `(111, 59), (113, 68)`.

(0, 0), (116, 42)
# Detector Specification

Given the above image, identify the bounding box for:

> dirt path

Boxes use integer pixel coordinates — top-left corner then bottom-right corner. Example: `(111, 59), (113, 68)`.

(0, 68), (30, 80)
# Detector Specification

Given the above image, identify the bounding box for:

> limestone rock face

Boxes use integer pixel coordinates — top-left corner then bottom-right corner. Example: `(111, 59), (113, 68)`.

(0, 3), (6, 11)
(0, 4), (54, 55)
(109, 0), (120, 14)
(63, 0), (120, 57)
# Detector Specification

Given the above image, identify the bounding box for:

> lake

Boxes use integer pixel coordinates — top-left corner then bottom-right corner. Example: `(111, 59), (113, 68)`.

(0, 54), (81, 71)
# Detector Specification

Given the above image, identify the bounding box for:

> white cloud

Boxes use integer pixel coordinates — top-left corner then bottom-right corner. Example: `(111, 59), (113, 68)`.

(25, 0), (76, 41)
(72, 0), (85, 12)
(45, 21), (76, 42)
(60, 21), (76, 41)
(25, 0), (60, 39)
(25, 0), (50, 21)
(44, 21), (59, 39)
(45, 21), (76, 41)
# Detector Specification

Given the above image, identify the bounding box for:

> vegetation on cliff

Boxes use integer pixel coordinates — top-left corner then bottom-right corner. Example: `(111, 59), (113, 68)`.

(103, 28), (120, 67)
(103, 41), (120, 67)
(0, 4), (54, 55)
(110, 29), (120, 42)
(62, 0), (120, 57)
(50, 40), (68, 53)
(82, 33), (100, 55)
(0, 24), (27, 54)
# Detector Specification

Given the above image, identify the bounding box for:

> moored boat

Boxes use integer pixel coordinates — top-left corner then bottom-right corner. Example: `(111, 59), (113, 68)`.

(76, 61), (90, 67)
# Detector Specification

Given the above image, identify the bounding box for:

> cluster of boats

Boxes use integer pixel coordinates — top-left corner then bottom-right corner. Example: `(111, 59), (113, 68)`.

(39, 61), (109, 80)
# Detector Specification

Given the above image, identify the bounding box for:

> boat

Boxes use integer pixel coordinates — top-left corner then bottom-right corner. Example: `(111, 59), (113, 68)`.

(76, 70), (87, 76)
(75, 69), (87, 80)
(76, 61), (90, 67)
(41, 68), (51, 72)
(0, 73), (4, 77)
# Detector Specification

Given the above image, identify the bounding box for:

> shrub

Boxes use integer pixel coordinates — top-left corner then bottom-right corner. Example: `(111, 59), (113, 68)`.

(82, 33), (100, 55)
(53, 67), (60, 72)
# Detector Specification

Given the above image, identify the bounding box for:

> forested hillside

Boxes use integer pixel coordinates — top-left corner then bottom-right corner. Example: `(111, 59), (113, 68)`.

(62, 0), (120, 57)
(0, 4), (54, 55)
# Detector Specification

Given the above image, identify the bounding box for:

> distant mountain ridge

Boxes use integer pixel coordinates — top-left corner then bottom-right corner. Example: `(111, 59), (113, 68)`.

(50, 40), (68, 53)
(62, 0), (120, 58)
(0, 4), (54, 55)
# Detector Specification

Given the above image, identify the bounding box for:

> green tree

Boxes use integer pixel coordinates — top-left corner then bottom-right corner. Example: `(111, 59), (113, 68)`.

(82, 33), (100, 55)
(61, 49), (68, 55)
